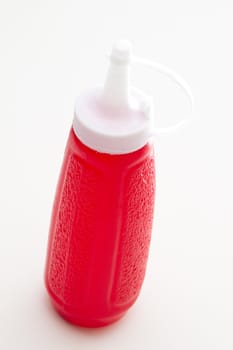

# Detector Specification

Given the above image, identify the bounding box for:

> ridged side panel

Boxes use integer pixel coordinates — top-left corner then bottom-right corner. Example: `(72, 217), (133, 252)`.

(47, 155), (81, 302)
(47, 154), (102, 307)
(113, 157), (155, 304)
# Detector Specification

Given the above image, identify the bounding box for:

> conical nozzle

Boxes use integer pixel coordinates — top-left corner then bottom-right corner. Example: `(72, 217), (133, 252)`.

(103, 40), (132, 108)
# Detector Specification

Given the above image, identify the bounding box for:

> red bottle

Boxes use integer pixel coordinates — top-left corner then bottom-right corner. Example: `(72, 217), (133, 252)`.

(45, 40), (155, 327)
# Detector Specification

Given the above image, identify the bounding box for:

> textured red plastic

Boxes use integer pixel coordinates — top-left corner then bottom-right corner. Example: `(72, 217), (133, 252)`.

(45, 127), (155, 327)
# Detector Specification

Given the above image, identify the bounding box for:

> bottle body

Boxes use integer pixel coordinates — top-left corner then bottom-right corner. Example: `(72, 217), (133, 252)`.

(45, 128), (155, 327)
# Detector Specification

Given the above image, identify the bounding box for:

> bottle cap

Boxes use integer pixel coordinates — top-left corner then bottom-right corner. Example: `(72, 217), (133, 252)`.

(73, 40), (153, 154)
(73, 40), (193, 154)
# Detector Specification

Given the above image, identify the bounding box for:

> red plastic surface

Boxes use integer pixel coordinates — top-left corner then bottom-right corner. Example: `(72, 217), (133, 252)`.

(45, 128), (155, 327)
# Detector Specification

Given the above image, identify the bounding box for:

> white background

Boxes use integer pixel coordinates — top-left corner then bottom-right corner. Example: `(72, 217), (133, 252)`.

(1, 0), (233, 349)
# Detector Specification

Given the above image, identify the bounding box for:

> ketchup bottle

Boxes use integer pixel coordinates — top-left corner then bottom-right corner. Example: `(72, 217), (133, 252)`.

(45, 40), (156, 327)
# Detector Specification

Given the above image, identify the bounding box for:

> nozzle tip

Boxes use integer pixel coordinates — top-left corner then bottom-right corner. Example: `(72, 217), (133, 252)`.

(110, 39), (132, 64)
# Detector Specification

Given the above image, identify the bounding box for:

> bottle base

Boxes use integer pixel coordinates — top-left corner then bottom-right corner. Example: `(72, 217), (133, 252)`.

(50, 298), (126, 328)
(46, 285), (127, 328)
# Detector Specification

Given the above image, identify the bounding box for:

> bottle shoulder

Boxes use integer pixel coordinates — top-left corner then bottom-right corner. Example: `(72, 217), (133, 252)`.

(67, 127), (154, 168)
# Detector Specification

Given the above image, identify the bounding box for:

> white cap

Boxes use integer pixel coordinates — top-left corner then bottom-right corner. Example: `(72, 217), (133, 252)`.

(73, 40), (153, 154)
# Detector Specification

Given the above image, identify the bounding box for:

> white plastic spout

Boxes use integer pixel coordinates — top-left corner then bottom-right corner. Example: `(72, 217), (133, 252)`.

(73, 40), (193, 154)
(102, 40), (132, 108)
